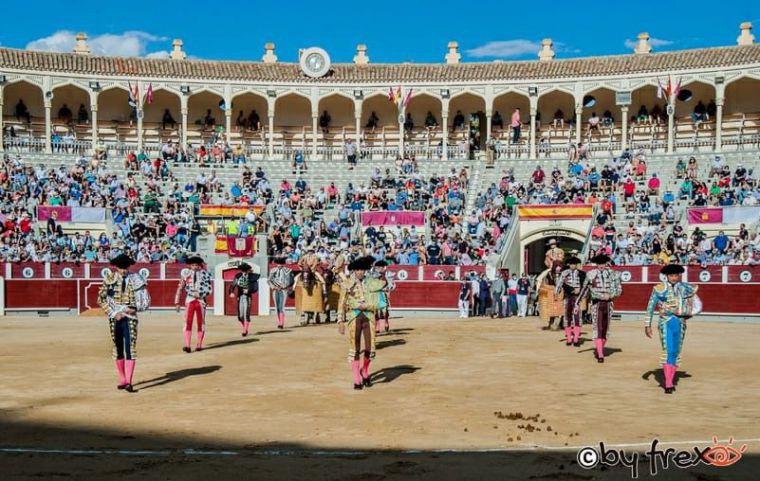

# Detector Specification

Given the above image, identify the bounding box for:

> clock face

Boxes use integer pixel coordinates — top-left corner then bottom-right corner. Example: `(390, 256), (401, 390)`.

(300, 47), (331, 78)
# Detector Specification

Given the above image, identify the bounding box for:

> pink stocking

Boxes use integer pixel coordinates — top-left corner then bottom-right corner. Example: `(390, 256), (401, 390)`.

(572, 325), (581, 343)
(664, 364), (675, 388)
(196, 331), (205, 349)
(242, 321), (249, 335)
(125, 360), (136, 385)
(564, 327), (572, 343)
(362, 358), (371, 378)
(375, 319), (381, 333)
(184, 330), (192, 348)
(115, 360), (126, 385)
(352, 360), (362, 385)
(277, 312), (284, 327)
(594, 339), (604, 359)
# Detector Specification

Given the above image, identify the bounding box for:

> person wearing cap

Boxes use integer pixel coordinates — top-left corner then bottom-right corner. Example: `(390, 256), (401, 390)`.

(576, 254), (622, 363)
(370, 259), (395, 333)
(555, 256), (586, 346)
(97, 254), (151, 393)
(644, 264), (699, 394)
(337, 256), (380, 390)
(228, 262), (261, 337)
(298, 246), (319, 274)
(268, 256), (294, 329)
(544, 239), (564, 269)
(175, 256), (213, 352)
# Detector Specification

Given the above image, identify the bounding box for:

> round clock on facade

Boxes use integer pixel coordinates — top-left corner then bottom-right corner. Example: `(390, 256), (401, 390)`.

(300, 47), (331, 78)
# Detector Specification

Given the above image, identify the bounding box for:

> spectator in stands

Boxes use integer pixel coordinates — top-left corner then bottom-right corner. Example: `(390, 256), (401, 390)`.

(707, 99), (717, 120)
(365, 111), (379, 131)
(692, 101), (707, 124)
(248, 110), (261, 131)
(319, 110), (331, 134)
(510, 108), (521, 144)
(77, 104), (88, 124)
(203, 109), (216, 128)
(404, 113), (414, 133)
(602, 110), (614, 127)
(58, 104), (72, 123)
(636, 105), (650, 124)
(424, 111), (438, 131)
(492, 111), (504, 130)
(452, 110), (465, 131)
(15, 99), (31, 123)
(292, 150), (306, 174)
(345, 139), (357, 169)
(587, 112), (601, 136)
(552, 109), (564, 129)
(158, 109), (175, 131)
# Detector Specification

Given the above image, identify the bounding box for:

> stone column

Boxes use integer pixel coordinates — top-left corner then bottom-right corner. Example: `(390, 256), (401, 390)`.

(575, 106), (583, 145)
(90, 90), (99, 148)
(529, 108), (537, 158)
(268, 114), (275, 157)
(311, 114), (319, 159)
(715, 98), (724, 151)
(44, 101), (52, 153)
(137, 108), (144, 153)
(485, 111), (492, 140)
(0, 86), (4, 152)
(398, 112), (405, 157)
(225, 108), (232, 144)
(180, 95), (188, 148)
(667, 97), (675, 153)
(354, 100), (362, 150)
(620, 106), (629, 149)
(441, 114), (448, 160)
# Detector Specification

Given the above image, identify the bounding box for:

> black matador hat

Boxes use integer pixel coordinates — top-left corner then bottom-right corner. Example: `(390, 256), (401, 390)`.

(661, 264), (685, 275)
(348, 256), (375, 271)
(565, 256), (582, 265)
(110, 253), (135, 269)
(238, 262), (251, 271)
(186, 256), (205, 265)
(273, 256), (287, 265)
(590, 254), (611, 265)
(373, 259), (388, 267)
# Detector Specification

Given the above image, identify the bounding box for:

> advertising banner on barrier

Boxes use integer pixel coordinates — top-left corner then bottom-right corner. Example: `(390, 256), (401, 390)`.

(517, 204), (593, 220)
(361, 211), (426, 226)
(200, 205), (264, 217)
(36, 206), (106, 223)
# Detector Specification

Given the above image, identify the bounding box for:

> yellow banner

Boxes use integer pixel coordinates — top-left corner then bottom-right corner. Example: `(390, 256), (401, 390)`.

(518, 204), (593, 219)
(200, 205), (263, 217)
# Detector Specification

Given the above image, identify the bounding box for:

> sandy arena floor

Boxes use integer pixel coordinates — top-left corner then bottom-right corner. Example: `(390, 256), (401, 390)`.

(1, 312), (759, 480)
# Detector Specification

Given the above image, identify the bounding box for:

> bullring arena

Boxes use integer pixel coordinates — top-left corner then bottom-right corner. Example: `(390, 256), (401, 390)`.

(2, 12), (760, 481)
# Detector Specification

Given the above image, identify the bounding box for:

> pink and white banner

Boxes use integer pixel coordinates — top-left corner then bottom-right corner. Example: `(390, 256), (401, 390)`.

(36, 206), (106, 223)
(687, 206), (760, 225)
(361, 211), (425, 226)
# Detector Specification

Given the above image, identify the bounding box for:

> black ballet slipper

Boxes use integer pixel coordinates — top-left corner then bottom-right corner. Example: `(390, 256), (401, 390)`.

(362, 376), (372, 388)
(353, 383), (363, 390)
(117, 384), (127, 390)
(597, 357), (604, 363)
(124, 384), (135, 393)
(182, 347), (192, 353)
(664, 387), (674, 394)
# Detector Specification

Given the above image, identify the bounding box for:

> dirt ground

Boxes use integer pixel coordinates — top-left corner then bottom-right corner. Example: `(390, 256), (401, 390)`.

(1, 312), (759, 480)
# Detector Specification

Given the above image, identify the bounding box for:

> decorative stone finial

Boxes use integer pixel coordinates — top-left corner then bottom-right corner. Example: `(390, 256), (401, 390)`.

(170, 39), (186, 60)
(73, 32), (90, 55)
(634, 32), (652, 54)
(538, 38), (555, 61)
(738, 22), (755, 46)
(354, 44), (369, 65)
(445, 41), (460, 64)
(263, 43), (277, 64)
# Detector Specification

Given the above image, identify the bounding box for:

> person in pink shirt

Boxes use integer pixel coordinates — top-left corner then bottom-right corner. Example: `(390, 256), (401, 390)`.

(510, 108), (522, 144)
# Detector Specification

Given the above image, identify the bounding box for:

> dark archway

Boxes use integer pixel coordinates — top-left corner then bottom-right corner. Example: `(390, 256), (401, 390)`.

(524, 236), (584, 276)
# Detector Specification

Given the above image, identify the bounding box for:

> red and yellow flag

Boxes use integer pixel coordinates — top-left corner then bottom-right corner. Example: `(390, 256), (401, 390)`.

(517, 204), (593, 220)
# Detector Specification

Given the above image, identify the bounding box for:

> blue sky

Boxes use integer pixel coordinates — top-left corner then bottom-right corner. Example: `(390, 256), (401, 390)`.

(1, 1), (758, 63)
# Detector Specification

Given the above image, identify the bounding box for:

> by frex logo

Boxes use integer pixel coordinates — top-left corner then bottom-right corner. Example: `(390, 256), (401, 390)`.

(576, 437), (747, 478)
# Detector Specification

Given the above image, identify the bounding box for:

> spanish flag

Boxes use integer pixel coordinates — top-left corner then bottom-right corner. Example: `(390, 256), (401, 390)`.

(517, 204), (593, 220)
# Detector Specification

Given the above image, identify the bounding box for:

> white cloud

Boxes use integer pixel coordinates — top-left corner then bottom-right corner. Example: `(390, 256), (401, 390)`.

(624, 37), (673, 49)
(146, 50), (171, 59)
(465, 40), (541, 59)
(26, 30), (167, 57)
